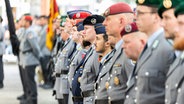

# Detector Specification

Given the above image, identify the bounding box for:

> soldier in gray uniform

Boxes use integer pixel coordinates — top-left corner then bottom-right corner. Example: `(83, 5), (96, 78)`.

(0, 16), (5, 88)
(102, 2), (134, 104)
(164, 2), (184, 104)
(19, 15), (43, 104)
(37, 15), (53, 89)
(124, 0), (175, 104)
(94, 23), (113, 104)
(54, 17), (76, 104)
(122, 23), (147, 104)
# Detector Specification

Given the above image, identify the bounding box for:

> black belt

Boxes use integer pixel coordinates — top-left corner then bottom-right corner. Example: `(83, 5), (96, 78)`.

(72, 96), (83, 102)
(22, 49), (32, 54)
(56, 73), (60, 77)
(60, 70), (69, 74)
(82, 90), (94, 97)
(110, 99), (124, 104)
(95, 99), (108, 104)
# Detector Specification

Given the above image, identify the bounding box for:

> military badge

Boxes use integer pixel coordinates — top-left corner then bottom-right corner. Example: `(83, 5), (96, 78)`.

(78, 77), (81, 82)
(105, 82), (109, 89)
(153, 40), (159, 49)
(104, 8), (110, 17)
(91, 18), (97, 24)
(163, 0), (172, 9)
(114, 76), (120, 85)
(138, 0), (145, 4)
(125, 24), (132, 33)
(76, 12), (81, 18)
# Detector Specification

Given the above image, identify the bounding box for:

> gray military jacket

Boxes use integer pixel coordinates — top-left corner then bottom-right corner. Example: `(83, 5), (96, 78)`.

(80, 47), (100, 92)
(19, 26), (42, 68)
(134, 29), (175, 104)
(105, 40), (133, 102)
(0, 23), (5, 55)
(165, 52), (184, 104)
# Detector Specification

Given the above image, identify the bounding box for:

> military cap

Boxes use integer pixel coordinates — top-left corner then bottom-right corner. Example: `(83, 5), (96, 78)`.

(72, 12), (91, 19)
(60, 15), (67, 27)
(121, 22), (138, 37)
(94, 23), (106, 34)
(76, 22), (84, 31)
(158, 0), (182, 18)
(67, 10), (92, 19)
(103, 2), (133, 17)
(136, 0), (162, 7)
(175, 2), (184, 17)
(24, 15), (33, 21)
(83, 15), (105, 26)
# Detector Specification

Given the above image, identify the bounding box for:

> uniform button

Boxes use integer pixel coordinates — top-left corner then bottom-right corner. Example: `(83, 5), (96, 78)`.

(108, 77), (110, 80)
(134, 99), (137, 103)
(135, 87), (138, 91)
(145, 72), (149, 76)
(67, 66), (69, 68)
(72, 78), (74, 81)
(103, 66), (105, 68)
(110, 74), (113, 78)
(178, 88), (181, 93)
(109, 86), (111, 89)
(100, 78), (102, 81)
(165, 99), (168, 103)
(126, 95), (129, 99)
(108, 97), (111, 100)
(115, 71), (117, 74)
(175, 83), (178, 88)
(95, 96), (97, 99)
(175, 102), (178, 104)
(99, 73), (101, 75)
(98, 86), (100, 89)
(165, 85), (168, 89)
(135, 76), (138, 79)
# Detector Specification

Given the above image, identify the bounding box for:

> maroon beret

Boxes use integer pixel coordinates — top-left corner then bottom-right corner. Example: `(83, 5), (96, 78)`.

(121, 22), (138, 37)
(103, 2), (133, 17)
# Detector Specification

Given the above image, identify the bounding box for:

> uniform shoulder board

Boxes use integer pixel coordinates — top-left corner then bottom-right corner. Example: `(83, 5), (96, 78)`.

(181, 52), (184, 59)
(152, 40), (159, 49)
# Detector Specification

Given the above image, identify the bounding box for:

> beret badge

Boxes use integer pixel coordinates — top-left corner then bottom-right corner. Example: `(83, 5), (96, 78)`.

(104, 8), (110, 17)
(163, 0), (172, 9)
(76, 13), (81, 18)
(91, 18), (97, 24)
(125, 24), (132, 33)
(138, 0), (145, 4)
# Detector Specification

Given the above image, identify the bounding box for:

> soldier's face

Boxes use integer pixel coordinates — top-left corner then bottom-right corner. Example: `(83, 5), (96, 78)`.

(95, 34), (106, 53)
(136, 5), (157, 34)
(103, 15), (121, 37)
(71, 26), (81, 43)
(83, 25), (96, 43)
(161, 9), (177, 39)
(173, 14), (184, 50)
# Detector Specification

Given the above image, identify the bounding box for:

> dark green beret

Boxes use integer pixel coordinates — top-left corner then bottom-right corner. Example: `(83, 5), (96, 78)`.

(136, 0), (162, 7)
(158, 0), (182, 18)
(175, 2), (184, 17)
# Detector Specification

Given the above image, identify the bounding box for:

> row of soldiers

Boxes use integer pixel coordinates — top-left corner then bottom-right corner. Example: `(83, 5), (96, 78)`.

(51, 0), (184, 104)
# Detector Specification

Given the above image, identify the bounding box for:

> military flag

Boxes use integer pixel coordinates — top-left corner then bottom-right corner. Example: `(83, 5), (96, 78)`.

(46, 0), (59, 51)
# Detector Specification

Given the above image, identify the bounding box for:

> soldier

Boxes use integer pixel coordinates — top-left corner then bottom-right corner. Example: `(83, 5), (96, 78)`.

(122, 22), (147, 61)
(19, 15), (43, 104)
(102, 2), (134, 104)
(158, 0), (182, 55)
(124, 0), (175, 104)
(164, 2), (184, 104)
(0, 15), (5, 89)
(37, 15), (53, 89)
(54, 14), (76, 104)
(71, 15), (104, 104)
(94, 23), (113, 104)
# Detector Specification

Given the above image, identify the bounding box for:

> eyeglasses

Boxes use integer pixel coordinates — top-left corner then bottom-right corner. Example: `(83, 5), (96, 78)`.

(136, 11), (156, 16)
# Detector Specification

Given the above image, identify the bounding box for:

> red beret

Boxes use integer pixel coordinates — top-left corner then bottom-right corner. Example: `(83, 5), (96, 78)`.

(121, 22), (138, 37)
(72, 12), (91, 19)
(103, 2), (133, 17)
(24, 15), (33, 21)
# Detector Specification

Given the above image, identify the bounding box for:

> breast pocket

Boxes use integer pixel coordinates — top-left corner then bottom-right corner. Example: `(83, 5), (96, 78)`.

(138, 69), (161, 93)
(112, 64), (125, 86)
(84, 65), (93, 84)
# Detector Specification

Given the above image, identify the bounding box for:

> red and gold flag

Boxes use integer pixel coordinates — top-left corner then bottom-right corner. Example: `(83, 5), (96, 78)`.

(46, 0), (59, 51)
